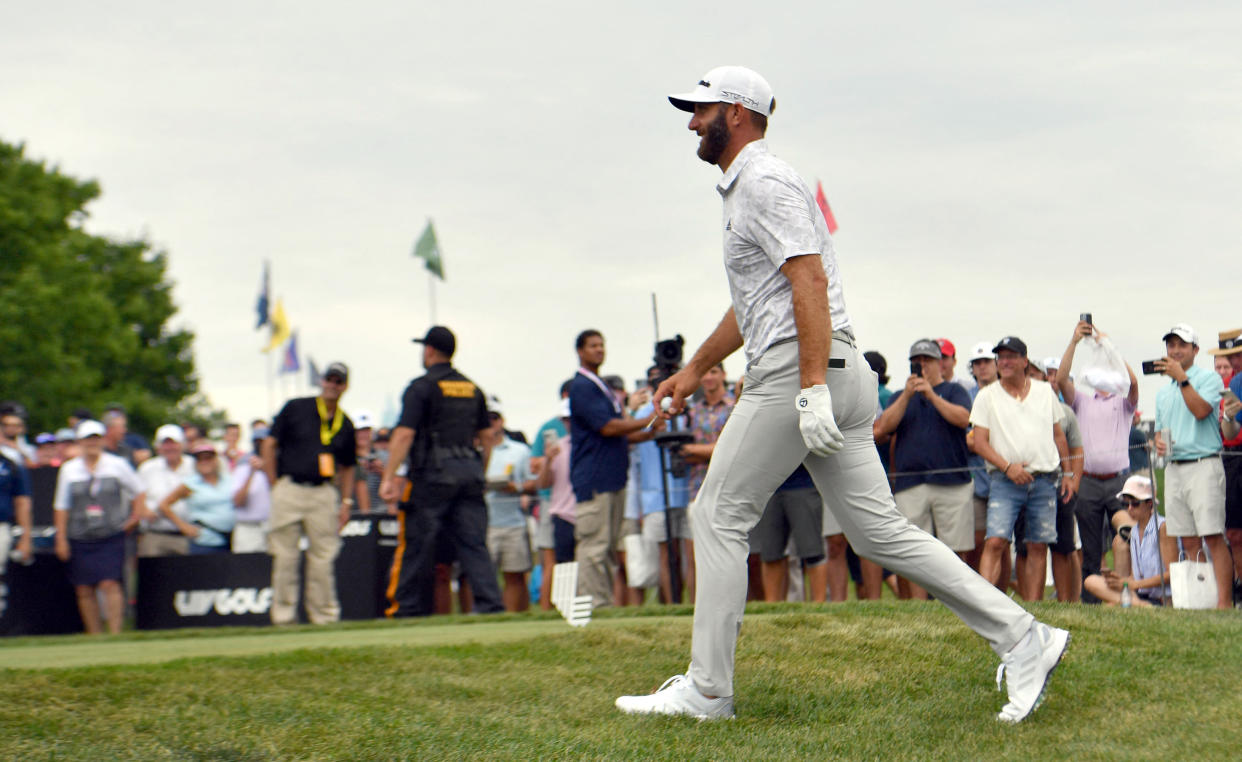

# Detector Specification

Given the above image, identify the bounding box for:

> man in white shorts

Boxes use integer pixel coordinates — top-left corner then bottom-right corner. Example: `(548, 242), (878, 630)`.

(615, 66), (1069, 724)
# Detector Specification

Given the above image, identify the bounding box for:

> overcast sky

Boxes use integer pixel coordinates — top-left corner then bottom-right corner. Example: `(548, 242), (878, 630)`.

(4, 2), (1241, 438)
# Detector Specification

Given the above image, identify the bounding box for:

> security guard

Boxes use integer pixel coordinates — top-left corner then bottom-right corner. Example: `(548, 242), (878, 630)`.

(380, 326), (504, 616)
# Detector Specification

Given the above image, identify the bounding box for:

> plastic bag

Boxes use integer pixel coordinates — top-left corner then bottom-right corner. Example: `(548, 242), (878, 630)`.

(1074, 335), (1131, 397)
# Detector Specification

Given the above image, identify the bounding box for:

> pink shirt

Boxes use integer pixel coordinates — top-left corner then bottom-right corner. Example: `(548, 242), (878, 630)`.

(1071, 391), (1136, 474)
(547, 436), (576, 523)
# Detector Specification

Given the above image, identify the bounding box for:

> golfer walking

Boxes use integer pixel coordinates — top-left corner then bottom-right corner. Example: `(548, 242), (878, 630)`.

(615, 66), (1069, 723)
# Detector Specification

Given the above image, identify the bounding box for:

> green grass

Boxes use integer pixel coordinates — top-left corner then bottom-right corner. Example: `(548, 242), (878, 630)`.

(1, 601), (1239, 760)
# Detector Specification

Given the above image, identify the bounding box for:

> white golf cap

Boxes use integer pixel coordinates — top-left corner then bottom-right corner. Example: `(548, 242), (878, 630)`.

(669, 66), (775, 117)
(1043, 356), (1061, 371)
(968, 341), (994, 363)
(559, 398), (571, 418)
(353, 410), (375, 430)
(1116, 474), (1155, 503)
(1029, 357), (1048, 375)
(1162, 323), (1198, 346)
(154, 424), (185, 444)
(487, 394), (503, 418)
(75, 420), (106, 439)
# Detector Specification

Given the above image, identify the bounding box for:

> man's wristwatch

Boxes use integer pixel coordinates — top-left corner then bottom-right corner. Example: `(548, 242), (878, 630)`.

(1179, 379), (1191, 388)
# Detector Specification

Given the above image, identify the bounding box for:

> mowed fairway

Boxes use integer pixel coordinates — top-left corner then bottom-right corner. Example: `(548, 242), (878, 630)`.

(1, 601), (1239, 760)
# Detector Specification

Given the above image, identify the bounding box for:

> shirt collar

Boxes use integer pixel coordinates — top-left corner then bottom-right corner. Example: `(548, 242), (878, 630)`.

(716, 139), (768, 196)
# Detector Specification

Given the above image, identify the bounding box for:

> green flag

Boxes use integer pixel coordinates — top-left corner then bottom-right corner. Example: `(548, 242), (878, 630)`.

(413, 220), (444, 280)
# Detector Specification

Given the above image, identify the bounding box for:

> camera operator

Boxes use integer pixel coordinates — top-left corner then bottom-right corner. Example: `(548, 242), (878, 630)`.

(874, 339), (974, 599)
(1152, 323), (1233, 608)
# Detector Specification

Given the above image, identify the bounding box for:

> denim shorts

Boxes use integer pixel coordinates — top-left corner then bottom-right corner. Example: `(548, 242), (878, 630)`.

(986, 472), (1058, 544)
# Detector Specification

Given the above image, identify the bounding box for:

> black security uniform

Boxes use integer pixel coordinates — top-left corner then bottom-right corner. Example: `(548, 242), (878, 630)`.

(386, 363), (503, 616)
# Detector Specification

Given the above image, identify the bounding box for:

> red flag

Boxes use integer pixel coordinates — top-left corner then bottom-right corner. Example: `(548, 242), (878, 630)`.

(815, 180), (839, 234)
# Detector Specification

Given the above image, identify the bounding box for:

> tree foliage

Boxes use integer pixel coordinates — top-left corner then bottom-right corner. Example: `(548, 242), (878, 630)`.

(0, 140), (206, 435)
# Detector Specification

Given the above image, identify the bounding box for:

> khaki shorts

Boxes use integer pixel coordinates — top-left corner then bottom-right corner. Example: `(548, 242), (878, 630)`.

(894, 481), (975, 552)
(642, 509), (691, 543)
(486, 525), (532, 573)
(1164, 457), (1226, 537)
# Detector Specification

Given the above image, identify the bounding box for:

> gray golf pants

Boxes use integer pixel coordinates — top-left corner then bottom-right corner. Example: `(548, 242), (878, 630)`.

(686, 337), (1033, 698)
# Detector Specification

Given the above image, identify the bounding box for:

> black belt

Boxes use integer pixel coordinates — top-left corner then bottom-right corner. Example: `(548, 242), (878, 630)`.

(290, 477), (328, 486)
(1171, 454), (1220, 464)
(145, 528), (183, 536)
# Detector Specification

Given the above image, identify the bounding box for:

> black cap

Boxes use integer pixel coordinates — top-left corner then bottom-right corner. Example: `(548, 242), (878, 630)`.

(413, 325), (456, 357)
(992, 336), (1028, 357)
(323, 362), (349, 382)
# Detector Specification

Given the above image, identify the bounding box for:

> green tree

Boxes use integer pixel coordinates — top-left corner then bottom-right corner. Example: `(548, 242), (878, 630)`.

(0, 140), (211, 436)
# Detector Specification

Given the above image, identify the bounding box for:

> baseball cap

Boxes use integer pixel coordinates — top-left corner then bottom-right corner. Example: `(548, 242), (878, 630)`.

(668, 66), (775, 117)
(190, 441), (217, 457)
(1162, 323), (1198, 346)
(936, 338), (956, 358)
(323, 362), (349, 383)
(968, 342), (994, 363)
(1116, 475), (1155, 503)
(1043, 356), (1062, 371)
(908, 339), (942, 360)
(34, 432), (56, 445)
(1029, 357), (1048, 376)
(486, 394), (504, 418)
(992, 336), (1028, 357)
(75, 420), (106, 439)
(559, 398), (571, 418)
(413, 326), (456, 357)
(55, 427), (76, 442)
(353, 410), (375, 430)
(154, 424), (186, 444)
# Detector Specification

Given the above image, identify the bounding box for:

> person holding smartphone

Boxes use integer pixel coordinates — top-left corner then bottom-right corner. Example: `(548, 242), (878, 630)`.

(1152, 323), (1233, 608)
(1055, 317), (1139, 601)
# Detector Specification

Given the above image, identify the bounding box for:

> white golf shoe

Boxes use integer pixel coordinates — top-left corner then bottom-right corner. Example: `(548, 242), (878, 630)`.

(995, 621), (1070, 723)
(615, 674), (735, 720)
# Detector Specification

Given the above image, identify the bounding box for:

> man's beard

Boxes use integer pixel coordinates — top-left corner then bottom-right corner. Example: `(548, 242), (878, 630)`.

(696, 108), (730, 164)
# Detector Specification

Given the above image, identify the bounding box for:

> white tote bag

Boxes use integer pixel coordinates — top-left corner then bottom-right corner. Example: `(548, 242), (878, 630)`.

(624, 533), (659, 590)
(1170, 550), (1217, 609)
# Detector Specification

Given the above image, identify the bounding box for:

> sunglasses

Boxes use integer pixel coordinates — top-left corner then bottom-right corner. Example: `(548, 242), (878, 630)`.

(1120, 497), (1149, 507)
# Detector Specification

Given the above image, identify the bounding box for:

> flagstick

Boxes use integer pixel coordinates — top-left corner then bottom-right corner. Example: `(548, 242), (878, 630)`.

(429, 273), (437, 325)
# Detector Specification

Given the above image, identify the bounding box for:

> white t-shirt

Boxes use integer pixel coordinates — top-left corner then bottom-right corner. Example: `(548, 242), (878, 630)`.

(717, 140), (851, 365)
(138, 455), (195, 530)
(969, 379), (1066, 473)
(53, 453), (144, 510)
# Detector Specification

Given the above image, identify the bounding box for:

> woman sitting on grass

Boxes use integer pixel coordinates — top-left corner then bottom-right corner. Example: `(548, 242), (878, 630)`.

(1084, 475), (1173, 606)
(158, 442), (235, 554)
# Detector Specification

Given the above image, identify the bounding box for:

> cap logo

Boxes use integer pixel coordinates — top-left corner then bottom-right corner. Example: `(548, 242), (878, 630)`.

(799, 397), (808, 408)
(698, 80), (710, 87)
(720, 89), (759, 108)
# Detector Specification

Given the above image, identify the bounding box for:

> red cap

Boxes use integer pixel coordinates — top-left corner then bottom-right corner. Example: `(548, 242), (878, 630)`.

(936, 338), (956, 358)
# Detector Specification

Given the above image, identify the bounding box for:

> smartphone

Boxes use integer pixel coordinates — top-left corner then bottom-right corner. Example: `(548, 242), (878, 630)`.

(635, 378), (648, 390)
(1141, 360), (1162, 375)
(1080, 312), (1093, 326)
(910, 359), (922, 377)
(541, 429), (559, 452)
(1223, 389), (1241, 406)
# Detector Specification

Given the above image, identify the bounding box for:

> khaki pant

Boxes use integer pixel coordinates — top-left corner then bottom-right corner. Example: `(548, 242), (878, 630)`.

(688, 339), (1033, 698)
(574, 489), (625, 607)
(138, 532), (190, 557)
(269, 478), (341, 624)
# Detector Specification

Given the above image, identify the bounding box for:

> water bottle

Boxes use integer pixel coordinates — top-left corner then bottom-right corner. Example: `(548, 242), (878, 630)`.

(1120, 582), (1132, 608)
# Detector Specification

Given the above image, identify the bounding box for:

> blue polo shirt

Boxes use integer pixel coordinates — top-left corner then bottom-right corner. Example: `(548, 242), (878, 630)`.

(1155, 364), (1223, 460)
(569, 373), (628, 502)
(0, 454), (31, 523)
(884, 381), (973, 493)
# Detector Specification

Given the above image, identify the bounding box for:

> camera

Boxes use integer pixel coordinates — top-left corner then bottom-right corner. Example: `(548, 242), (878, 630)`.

(650, 335), (685, 389)
(1080, 312), (1092, 326)
(1141, 360), (1162, 375)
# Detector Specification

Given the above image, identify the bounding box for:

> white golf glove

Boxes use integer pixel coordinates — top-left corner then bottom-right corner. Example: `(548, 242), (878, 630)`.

(797, 385), (845, 456)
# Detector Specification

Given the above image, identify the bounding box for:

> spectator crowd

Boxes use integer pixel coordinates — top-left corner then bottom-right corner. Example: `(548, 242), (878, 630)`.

(3, 317), (1241, 635)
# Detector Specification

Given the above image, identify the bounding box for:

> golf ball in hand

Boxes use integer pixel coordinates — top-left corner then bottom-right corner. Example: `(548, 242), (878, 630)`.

(660, 397), (673, 412)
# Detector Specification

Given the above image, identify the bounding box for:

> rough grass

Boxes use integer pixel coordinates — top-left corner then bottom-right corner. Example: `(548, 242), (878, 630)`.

(1, 601), (1238, 760)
